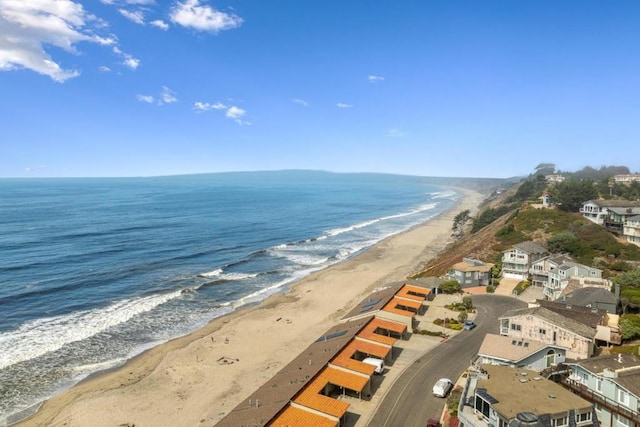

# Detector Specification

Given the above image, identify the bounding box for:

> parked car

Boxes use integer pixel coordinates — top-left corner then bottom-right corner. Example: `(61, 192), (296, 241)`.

(362, 357), (384, 374)
(463, 320), (476, 330)
(432, 378), (453, 398)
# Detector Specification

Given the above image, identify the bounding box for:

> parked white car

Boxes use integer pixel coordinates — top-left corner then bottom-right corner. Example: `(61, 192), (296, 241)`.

(432, 378), (453, 398)
(362, 357), (385, 374)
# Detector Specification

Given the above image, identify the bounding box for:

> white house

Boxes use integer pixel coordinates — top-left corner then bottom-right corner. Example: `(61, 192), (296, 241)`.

(502, 241), (548, 280)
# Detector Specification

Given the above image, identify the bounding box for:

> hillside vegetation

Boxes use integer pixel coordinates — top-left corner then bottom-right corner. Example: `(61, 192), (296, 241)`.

(413, 164), (640, 318)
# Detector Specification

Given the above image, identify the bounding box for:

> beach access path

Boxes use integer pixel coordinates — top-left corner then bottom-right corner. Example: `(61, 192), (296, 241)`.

(18, 188), (486, 427)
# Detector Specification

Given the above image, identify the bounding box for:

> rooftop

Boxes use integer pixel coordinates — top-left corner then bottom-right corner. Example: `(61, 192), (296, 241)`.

(477, 334), (564, 364)
(570, 353), (640, 397)
(477, 365), (592, 419)
(500, 306), (597, 339)
(535, 300), (606, 329)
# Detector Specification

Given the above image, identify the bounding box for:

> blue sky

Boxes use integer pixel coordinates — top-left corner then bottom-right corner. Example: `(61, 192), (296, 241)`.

(1, 1), (639, 178)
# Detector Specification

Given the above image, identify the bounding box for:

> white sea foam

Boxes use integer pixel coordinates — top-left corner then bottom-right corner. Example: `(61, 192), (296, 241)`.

(324, 202), (437, 238)
(199, 268), (223, 278)
(429, 191), (456, 199)
(0, 291), (182, 370)
(219, 272), (259, 281)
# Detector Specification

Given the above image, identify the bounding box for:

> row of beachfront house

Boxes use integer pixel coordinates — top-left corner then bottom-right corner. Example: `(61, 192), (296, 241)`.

(217, 279), (437, 427)
(580, 200), (640, 247)
(447, 242), (616, 308)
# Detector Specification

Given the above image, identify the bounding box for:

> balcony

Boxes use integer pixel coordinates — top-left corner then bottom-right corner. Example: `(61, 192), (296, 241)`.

(561, 378), (640, 424)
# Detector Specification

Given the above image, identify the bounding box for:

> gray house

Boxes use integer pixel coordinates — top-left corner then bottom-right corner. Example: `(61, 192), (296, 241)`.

(446, 258), (494, 288)
(559, 286), (620, 315)
(562, 353), (640, 427)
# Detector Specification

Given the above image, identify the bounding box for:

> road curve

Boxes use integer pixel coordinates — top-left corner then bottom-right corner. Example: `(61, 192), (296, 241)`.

(367, 294), (526, 427)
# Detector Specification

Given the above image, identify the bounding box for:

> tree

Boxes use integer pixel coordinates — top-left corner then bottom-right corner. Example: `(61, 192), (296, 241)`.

(462, 295), (473, 310)
(551, 179), (598, 212)
(451, 209), (471, 239)
(534, 163), (556, 176)
(547, 231), (579, 253)
(440, 279), (461, 294)
(620, 314), (640, 340)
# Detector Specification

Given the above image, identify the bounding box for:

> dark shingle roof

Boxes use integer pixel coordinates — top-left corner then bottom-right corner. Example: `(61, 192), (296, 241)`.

(513, 241), (548, 255)
(535, 300), (605, 329)
(572, 354), (640, 396)
(560, 288), (618, 307)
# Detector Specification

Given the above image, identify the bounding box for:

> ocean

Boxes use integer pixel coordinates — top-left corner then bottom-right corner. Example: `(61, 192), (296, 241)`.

(0, 170), (458, 423)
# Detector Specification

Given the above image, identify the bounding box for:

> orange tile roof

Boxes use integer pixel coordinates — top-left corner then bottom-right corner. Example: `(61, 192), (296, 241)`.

(395, 284), (430, 301)
(358, 318), (405, 345)
(293, 369), (351, 418)
(268, 405), (338, 427)
(323, 366), (369, 392)
(332, 338), (391, 374)
(382, 297), (422, 316)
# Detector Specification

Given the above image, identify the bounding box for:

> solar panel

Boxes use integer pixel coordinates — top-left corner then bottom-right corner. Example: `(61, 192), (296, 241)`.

(314, 330), (348, 343)
(476, 388), (499, 404)
(362, 298), (382, 308)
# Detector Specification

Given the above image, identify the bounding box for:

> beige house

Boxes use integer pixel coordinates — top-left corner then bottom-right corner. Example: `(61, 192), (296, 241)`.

(499, 306), (596, 360)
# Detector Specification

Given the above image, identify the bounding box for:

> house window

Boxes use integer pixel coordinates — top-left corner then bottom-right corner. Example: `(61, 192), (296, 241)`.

(539, 328), (546, 335)
(617, 416), (632, 427)
(475, 396), (491, 419)
(553, 417), (568, 427)
(511, 323), (522, 331)
(618, 389), (630, 406)
(596, 378), (602, 393)
(576, 412), (592, 425)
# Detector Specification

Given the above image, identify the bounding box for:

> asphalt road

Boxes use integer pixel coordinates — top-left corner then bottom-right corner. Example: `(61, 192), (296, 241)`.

(367, 294), (526, 427)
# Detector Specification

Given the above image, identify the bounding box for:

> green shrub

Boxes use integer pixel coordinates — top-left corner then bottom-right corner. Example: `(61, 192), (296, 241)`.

(513, 280), (531, 295)
(462, 296), (473, 310)
(486, 285), (495, 293)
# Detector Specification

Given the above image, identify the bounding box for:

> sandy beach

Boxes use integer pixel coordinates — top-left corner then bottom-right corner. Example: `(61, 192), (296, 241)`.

(18, 188), (485, 427)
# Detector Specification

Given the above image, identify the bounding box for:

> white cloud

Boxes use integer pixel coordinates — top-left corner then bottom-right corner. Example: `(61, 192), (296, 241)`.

(0, 0), (116, 82)
(337, 103), (352, 108)
(118, 8), (145, 24)
(99, 65), (111, 72)
(150, 19), (169, 30)
(194, 100), (250, 125)
(368, 75), (385, 83)
(136, 94), (154, 103)
(293, 98), (309, 107)
(194, 101), (227, 111)
(386, 129), (406, 137)
(160, 86), (177, 104)
(137, 86), (177, 106)
(113, 46), (140, 70)
(170, 0), (243, 33)
(226, 106), (245, 119)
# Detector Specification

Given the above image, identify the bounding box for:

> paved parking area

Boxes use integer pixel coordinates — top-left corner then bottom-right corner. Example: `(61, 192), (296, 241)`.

(341, 293), (466, 427)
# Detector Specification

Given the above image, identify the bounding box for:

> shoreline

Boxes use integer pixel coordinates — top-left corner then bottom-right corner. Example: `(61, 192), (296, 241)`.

(17, 187), (486, 427)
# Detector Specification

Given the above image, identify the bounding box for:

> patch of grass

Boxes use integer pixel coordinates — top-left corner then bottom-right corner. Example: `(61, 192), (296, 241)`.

(609, 345), (639, 355)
